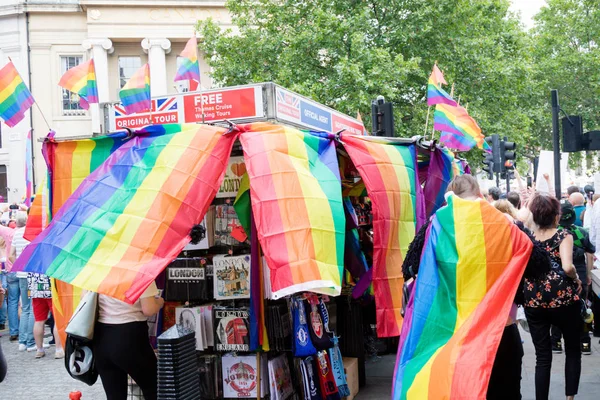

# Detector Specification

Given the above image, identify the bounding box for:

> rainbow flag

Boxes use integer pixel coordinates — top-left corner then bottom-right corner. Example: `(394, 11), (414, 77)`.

(356, 111), (369, 135)
(58, 59), (98, 110)
(14, 124), (237, 304)
(427, 65), (457, 107)
(392, 196), (532, 399)
(0, 60), (35, 127)
(174, 37), (201, 84)
(24, 130), (33, 206)
(422, 148), (454, 217)
(24, 175), (50, 241)
(119, 63), (150, 115)
(342, 134), (424, 337)
(239, 123), (345, 299)
(434, 104), (489, 151)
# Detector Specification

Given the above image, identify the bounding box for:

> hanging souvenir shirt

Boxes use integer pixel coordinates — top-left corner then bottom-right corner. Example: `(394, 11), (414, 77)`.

(293, 297), (317, 357)
(305, 295), (333, 350)
(329, 336), (350, 397)
(316, 350), (341, 400)
(300, 356), (321, 400)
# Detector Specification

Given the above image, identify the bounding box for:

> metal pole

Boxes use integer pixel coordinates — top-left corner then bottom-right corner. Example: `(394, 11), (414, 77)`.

(551, 90), (561, 198)
(506, 173), (510, 193)
(496, 172), (500, 188)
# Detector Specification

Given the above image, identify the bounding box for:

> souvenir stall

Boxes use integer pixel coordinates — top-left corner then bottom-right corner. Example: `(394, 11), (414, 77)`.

(17, 83), (470, 400)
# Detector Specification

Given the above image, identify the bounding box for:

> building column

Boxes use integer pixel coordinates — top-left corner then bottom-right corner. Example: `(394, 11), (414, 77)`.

(82, 38), (113, 133)
(141, 38), (171, 97)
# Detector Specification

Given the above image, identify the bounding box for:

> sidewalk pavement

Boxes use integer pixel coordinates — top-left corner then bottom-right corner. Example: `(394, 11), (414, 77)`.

(1, 326), (598, 399)
(358, 327), (600, 399)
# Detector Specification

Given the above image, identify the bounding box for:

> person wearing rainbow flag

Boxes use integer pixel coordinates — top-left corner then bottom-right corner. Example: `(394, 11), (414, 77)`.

(398, 175), (550, 400)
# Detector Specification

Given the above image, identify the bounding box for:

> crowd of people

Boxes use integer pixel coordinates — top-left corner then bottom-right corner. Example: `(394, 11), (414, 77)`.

(0, 206), (63, 360)
(404, 172), (600, 400)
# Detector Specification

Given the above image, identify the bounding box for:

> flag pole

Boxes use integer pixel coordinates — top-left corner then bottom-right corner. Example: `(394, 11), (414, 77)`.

(7, 57), (51, 131)
(424, 106), (431, 136)
(147, 63), (153, 125)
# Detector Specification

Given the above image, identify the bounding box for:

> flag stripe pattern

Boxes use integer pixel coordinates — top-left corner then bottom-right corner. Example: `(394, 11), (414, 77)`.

(58, 59), (98, 110)
(174, 37), (201, 83)
(239, 123), (345, 299)
(119, 63), (151, 115)
(426, 65), (457, 107)
(341, 134), (424, 337)
(0, 60), (35, 127)
(14, 124), (237, 304)
(392, 197), (532, 399)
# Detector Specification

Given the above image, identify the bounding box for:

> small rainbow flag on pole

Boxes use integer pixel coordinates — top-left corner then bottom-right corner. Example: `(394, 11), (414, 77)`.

(174, 37), (201, 85)
(342, 134), (425, 337)
(434, 104), (490, 152)
(426, 65), (457, 107)
(58, 59), (98, 110)
(119, 63), (151, 115)
(392, 196), (532, 399)
(0, 59), (35, 127)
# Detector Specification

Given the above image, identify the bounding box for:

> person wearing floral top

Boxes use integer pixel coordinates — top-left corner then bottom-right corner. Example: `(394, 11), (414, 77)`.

(524, 194), (583, 400)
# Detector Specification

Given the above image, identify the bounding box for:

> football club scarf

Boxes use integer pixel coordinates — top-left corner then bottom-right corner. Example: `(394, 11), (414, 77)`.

(119, 63), (151, 114)
(0, 59), (35, 127)
(13, 124), (237, 304)
(341, 134), (424, 337)
(58, 59), (98, 109)
(392, 196), (532, 399)
(239, 123), (345, 299)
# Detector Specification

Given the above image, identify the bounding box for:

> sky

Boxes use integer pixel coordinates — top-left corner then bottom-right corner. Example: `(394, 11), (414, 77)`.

(509, 0), (547, 29)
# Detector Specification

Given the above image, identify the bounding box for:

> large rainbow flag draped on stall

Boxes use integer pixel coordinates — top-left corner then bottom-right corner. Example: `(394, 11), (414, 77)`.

(14, 124), (237, 304)
(426, 65), (457, 107)
(342, 134), (424, 337)
(239, 123), (345, 299)
(58, 59), (98, 110)
(119, 63), (151, 115)
(392, 196), (532, 399)
(0, 59), (35, 127)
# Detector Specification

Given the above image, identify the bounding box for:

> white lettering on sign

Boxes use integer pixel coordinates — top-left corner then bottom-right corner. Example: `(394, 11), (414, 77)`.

(194, 93), (223, 107)
(304, 109), (328, 124)
(168, 267), (205, 280)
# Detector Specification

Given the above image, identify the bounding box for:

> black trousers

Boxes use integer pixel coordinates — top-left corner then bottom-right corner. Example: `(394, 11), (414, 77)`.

(525, 304), (582, 399)
(487, 323), (523, 400)
(592, 292), (600, 337)
(93, 321), (157, 400)
(551, 286), (590, 344)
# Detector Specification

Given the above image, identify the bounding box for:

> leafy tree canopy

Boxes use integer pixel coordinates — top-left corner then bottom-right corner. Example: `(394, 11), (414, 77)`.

(197, 0), (597, 168)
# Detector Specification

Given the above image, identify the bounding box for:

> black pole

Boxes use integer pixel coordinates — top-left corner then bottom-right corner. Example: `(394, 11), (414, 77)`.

(496, 172), (500, 188)
(506, 174), (510, 193)
(551, 90), (561, 198)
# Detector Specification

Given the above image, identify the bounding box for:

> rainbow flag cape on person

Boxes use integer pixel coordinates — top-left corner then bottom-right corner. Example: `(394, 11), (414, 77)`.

(13, 124), (237, 304)
(434, 104), (489, 152)
(427, 65), (457, 107)
(239, 123), (345, 299)
(24, 130), (33, 206)
(58, 59), (98, 110)
(342, 134), (425, 337)
(119, 63), (150, 115)
(0, 59), (35, 127)
(422, 148), (454, 217)
(174, 37), (201, 84)
(392, 196), (532, 399)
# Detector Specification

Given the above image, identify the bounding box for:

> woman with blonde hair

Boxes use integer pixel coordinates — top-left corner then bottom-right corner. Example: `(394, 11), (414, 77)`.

(494, 199), (518, 219)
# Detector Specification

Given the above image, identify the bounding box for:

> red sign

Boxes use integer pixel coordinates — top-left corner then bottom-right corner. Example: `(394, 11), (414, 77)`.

(331, 114), (364, 136)
(183, 88), (259, 123)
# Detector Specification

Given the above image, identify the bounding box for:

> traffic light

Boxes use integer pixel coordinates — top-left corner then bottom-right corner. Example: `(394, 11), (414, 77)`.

(482, 152), (494, 180)
(562, 115), (584, 152)
(501, 137), (516, 173)
(486, 134), (502, 173)
(371, 96), (395, 137)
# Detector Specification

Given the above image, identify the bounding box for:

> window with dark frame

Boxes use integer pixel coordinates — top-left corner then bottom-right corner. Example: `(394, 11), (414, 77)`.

(60, 55), (85, 116)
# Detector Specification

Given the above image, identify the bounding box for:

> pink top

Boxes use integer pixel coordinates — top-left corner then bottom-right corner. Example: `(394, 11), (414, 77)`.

(0, 225), (15, 271)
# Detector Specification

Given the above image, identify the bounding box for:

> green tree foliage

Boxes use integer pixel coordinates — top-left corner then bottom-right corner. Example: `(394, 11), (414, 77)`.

(197, 1), (537, 164)
(530, 0), (600, 170)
